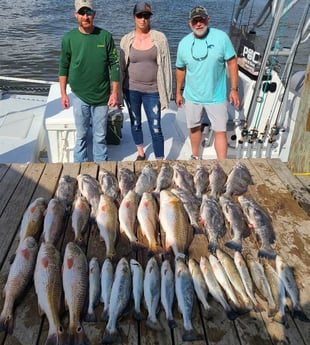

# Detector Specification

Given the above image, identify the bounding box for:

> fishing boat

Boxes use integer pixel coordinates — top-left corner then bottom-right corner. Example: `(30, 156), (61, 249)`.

(0, 0), (309, 163)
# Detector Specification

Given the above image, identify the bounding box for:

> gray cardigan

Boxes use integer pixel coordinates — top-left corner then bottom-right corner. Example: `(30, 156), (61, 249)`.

(120, 29), (172, 109)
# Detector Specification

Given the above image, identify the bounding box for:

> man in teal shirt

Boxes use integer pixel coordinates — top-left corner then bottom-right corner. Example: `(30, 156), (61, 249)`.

(176, 6), (240, 159)
(59, 0), (120, 162)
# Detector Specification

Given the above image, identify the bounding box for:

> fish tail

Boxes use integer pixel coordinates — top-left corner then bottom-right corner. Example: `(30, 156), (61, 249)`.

(100, 308), (109, 322)
(168, 318), (177, 329)
(253, 301), (265, 313)
(69, 324), (90, 345)
(293, 307), (310, 322)
(226, 309), (240, 320)
(45, 329), (68, 345)
(208, 240), (218, 254)
(224, 239), (242, 252)
(145, 318), (162, 331)
(102, 328), (121, 344)
(273, 312), (288, 326)
(84, 311), (97, 323)
(267, 306), (277, 317)
(0, 313), (14, 334)
(258, 245), (277, 259)
(182, 328), (203, 342)
(133, 309), (145, 321)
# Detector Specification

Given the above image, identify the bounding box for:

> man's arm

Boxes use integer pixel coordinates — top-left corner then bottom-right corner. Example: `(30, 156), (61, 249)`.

(175, 67), (186, 107)
(226, 56), (240, 108)
(59, 75), (70, 109)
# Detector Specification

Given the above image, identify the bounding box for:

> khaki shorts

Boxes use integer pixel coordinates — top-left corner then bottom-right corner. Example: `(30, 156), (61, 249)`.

(184, 101), (228, 132)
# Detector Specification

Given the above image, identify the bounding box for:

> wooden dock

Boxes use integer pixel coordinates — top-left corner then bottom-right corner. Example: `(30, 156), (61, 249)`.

(0, 158), (309, 345)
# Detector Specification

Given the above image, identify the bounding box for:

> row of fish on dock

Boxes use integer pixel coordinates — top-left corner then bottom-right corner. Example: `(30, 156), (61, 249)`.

(0, 161), (309, 345)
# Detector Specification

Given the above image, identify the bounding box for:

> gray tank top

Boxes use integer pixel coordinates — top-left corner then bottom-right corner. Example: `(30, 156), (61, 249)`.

(125, 45), (158, 93)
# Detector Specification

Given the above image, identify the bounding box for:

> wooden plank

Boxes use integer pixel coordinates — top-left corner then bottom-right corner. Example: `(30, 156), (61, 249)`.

(0, 163), (10, 182)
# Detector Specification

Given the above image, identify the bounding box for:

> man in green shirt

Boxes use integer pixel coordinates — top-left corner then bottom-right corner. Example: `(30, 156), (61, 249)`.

(59, 0), (120, 162)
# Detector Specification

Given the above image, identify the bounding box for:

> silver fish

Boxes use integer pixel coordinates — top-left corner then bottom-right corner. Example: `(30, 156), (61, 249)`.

(216, 249), (252, 310)
(102, 258), (131, 344)
(71, 195), (90, 248)
(154, 162), (173, 193)
(130, 259), (144, 321)
(0, 237), (38, 334)
(85, 257), (101, 322)
(200, 194), (226, 253)
(234, 251), (262, 312)
(224, 162), (254, 197)
(160, 259), (176, 328)
(43, 198), (66, 245)
(172, 163), (195, 194)
(264, 262), (287, 325)
(276, 255), (310, 322)
(135, 164), (157, 196)
(34, 242), (66, 345)
(209, 254), (241, 310)
(118, 168), (136, 200)
(219, 195), (250, 252)
(247, 256), (276, 317)
(209, 163), (227, 198)
(175, 258), (203, 341)
(193, 164), (209, 199)
(55, 175), (78, 210)
(77, 174), (102, 221)
(238, 195), (276, 259)
(96, 194), (118, 259)
(98, 168), (119, 202)
(62, 242), (90, 345)
(200, 256), (238, 320)
(144, 257), (161, 331)
(188, 258), (211, 314)
(100, 258), (114, 322)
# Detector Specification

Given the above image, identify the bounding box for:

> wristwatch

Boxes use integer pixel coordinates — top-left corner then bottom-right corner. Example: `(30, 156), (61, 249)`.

(230, 87), (239, 91)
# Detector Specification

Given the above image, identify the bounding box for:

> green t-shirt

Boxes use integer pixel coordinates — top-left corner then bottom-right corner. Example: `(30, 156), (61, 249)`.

(59, 27), (120, 105)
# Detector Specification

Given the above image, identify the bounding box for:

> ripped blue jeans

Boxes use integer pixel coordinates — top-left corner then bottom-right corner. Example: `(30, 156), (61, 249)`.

(124, 89), (164, 158)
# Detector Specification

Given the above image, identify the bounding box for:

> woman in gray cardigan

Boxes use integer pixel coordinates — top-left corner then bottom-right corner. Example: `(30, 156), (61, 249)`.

(120, 2), (172, 160)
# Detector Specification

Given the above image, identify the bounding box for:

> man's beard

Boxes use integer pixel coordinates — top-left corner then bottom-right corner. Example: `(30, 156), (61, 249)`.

(192, 26), (208, 38)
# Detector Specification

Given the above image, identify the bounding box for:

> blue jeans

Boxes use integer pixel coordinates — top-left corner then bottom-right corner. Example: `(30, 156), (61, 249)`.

(72, 94), (108, 162)
(124, 89), (164, 158)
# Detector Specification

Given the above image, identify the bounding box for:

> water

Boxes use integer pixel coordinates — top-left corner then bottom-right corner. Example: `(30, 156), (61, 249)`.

(0, 0), (309, 83)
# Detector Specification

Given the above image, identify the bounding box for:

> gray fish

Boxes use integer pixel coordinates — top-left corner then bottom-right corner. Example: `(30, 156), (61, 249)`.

(102, 258), (131, 344)
(100, 258), (114, 322)
(171, 187), (201, 233)
(43, 198), (66, 245)
(135, 164), (157, 196)
(219, 195), (250, 252)
(118, 168), (136, 200)
(98, 168), (119, 202)
(77, 174), (102, 221)
(200, 194), (226, 253)
(160, 259), (176, 328)
(238, 195), (276, 259)
(200, 256), (238, 320)
(154, 162), (173, 194)
(85, 257), (101, 322)
(247, 256), (276, 317)
(0, 237), (38, 334)
(224, 162), (254, 197)
(172, 163), (195, 194)
(276, 255), (310, 322)
(62, 242), (90, 345)
(55, 175), (78, 210)
(175, 258), (203, 342)
(193, 165), (209, 199)
(209, 163), (227, 198)
(71, 195), (90, 248)
(144, 257), (161, 331)
(130, 259), (144, 321)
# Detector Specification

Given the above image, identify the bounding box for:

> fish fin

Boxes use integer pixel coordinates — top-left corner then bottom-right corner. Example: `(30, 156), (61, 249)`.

(145, 318), (162, 331)
(0, 314), (14, 334)
(8, 253), (16, 265)
(84, 312), (97, 323)
(182, 328), (203, 342)
(258, 247), (277, 259)
(224, 239), (242, 252)
(293, 308), (310, 322)
(133, 309), (145, 321)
